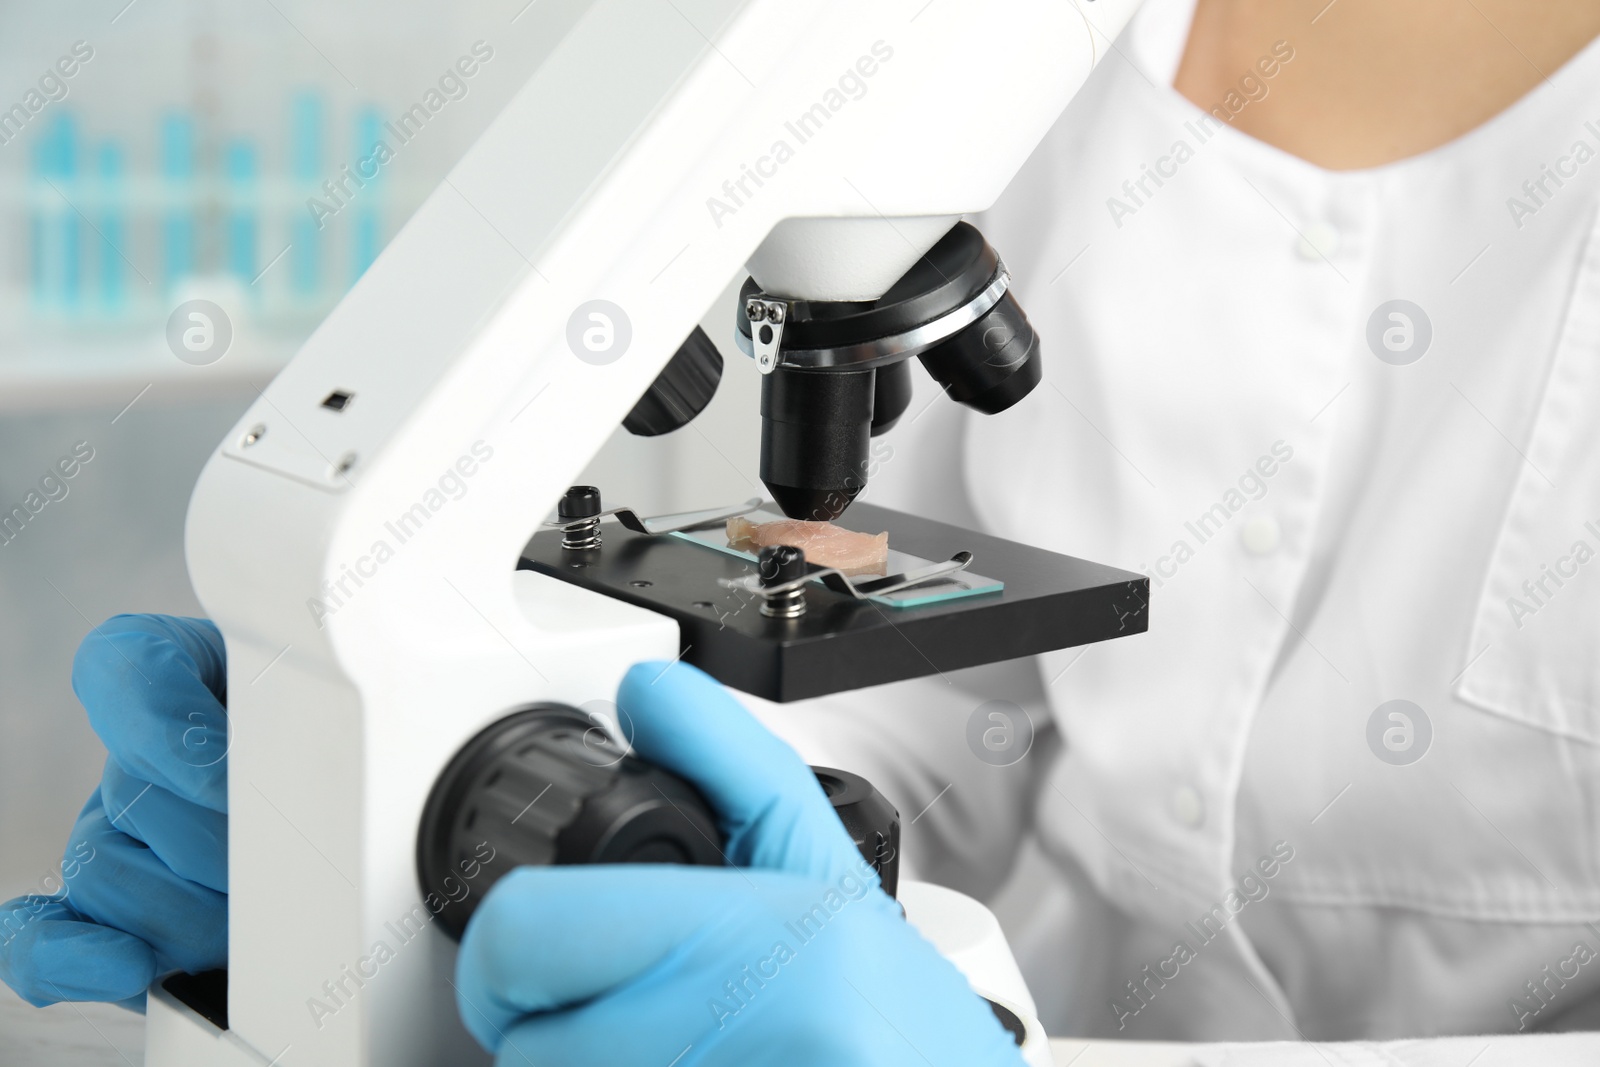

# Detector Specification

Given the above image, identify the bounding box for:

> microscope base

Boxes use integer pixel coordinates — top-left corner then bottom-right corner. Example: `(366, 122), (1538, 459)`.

(900, 880), (1054, 1067)
(146, 981), (273, 1067)
(145, 882), (1049, 1066)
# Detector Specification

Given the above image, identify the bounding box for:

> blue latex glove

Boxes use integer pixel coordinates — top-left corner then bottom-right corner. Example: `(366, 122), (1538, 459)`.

(456, 660), (1024, 1066)
(0, 615), (229, 1009)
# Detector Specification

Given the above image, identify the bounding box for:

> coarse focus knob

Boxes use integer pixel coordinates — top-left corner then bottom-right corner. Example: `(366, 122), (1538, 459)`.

(814, 766), (901, 899)
(557, 485), (602, 522)
(623, 326), (725, 437)
(417, 704), (724, 940)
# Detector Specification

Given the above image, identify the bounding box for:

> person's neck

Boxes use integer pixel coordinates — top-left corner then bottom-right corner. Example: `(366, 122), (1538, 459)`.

(1173, 0), (1600, 171)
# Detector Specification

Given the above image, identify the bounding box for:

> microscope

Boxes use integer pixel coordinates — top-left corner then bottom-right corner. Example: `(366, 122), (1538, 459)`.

(154, 1), (1148, 1064)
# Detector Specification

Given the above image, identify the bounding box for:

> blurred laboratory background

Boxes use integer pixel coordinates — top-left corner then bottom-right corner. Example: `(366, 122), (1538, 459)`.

(0, 0), (760, 943)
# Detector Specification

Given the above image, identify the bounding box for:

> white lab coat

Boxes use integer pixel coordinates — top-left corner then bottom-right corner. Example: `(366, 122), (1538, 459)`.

(752, 0), (1600, 1057)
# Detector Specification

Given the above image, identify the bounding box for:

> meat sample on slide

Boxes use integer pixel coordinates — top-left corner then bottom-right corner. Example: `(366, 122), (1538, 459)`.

(726, 516), (889, 577)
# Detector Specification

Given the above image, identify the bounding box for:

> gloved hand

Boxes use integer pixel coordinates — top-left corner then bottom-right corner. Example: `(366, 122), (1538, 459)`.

(455, 660), (1023, 1066)
(0, 615), (228, 1009)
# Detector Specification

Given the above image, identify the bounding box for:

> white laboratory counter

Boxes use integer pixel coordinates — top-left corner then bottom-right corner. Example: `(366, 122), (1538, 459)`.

(0, 995), (1198, 1066)
(5, 994), (1598, 1066)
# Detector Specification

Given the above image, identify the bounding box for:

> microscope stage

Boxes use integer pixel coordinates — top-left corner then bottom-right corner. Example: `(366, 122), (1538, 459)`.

(518, 503), (1148, 702)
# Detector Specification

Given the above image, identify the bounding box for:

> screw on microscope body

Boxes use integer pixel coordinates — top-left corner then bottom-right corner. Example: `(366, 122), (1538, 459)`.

(746, 298), (785, 324)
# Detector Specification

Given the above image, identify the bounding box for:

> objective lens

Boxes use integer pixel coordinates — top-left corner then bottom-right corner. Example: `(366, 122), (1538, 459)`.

(760, 366), (875, 521)
(870, 359), (913, 436)
(916, 289), (1040, 415)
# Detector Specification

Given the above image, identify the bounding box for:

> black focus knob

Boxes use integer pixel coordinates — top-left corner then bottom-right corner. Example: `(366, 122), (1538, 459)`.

(557, 485), (602, 522)
(417, 704), (724, 940)
(623, 326), (725, 437)
(814, 766), (901, 898)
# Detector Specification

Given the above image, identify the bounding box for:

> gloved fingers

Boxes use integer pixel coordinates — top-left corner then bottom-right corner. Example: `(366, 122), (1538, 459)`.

(494, 1007), (698, 1067)
(496, 971), (1006, 1067)
(100, 758), (227, 894)
(72, 615), (229, 813)
(64, 791), (227, 976)
(0, 894), (156, 1007)
(619, 661), (865, 880)
(462, 862), (1018, 1067)
(457, 864), (834, 1055)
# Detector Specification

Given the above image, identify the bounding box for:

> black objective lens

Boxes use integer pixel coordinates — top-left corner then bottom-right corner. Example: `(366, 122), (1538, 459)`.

(740, 222), (1040, 521)
(760, 366), (876, 521)
(870, 359), (913, 436)
(916, 289), (1040, 415)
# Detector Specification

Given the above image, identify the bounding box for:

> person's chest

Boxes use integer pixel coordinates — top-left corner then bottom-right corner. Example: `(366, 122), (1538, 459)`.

(966, 24), (1600, 929)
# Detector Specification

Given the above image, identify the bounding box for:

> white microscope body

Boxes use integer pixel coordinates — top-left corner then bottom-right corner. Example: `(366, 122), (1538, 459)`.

(152, 1), (1145, 1063)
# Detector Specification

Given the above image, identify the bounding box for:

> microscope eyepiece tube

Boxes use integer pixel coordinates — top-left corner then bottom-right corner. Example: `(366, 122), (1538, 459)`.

(760, 366), (876, 521)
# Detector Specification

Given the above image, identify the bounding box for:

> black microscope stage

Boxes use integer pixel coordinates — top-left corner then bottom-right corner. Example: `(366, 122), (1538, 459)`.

(518, 502), (1149, 702)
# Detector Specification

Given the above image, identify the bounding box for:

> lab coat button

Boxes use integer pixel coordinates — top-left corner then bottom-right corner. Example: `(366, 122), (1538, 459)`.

(1297, 222), (1340, 260)
(1241, 514), (1281, 555)
(1170, 785), (1205, 829)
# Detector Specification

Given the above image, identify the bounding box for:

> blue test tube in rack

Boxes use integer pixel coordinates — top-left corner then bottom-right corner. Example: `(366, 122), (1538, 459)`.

(27, 132), (48, 309)
(56, 116), (82, 312)
(28, 115), (83, 315)
(290, 91), (323, 298)
(96, 140), (127, 312)
(161, 113), (196, 291)
(225, 139), (259, 290)
(351, 107), (382, 281)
